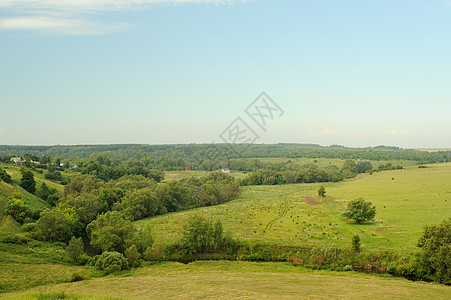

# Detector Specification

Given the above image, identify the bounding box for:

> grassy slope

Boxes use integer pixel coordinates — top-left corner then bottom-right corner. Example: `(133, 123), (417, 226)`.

(4, 261), (449, 299)
(137, 163), (451, 253)
(0, 165), (93, 293)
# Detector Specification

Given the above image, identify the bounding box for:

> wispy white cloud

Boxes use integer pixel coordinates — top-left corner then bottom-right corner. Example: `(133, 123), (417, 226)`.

(0, 17), (130, 35)
(0, 0), (242, 35)
(383, 129), (412, 137)
(0, 0), (241, 12)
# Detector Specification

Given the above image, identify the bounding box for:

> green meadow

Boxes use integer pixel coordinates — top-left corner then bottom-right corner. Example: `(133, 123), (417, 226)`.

(3, 261), (449, 299)
(137, 163), (451, 253)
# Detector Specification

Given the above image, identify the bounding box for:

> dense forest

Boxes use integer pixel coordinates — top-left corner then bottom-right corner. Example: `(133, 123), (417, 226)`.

(0, 144), (450, 172)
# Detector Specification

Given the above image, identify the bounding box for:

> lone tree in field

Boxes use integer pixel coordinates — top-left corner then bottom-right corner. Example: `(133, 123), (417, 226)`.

(342, 198), (376, 224)
(318, 186), (326, 202)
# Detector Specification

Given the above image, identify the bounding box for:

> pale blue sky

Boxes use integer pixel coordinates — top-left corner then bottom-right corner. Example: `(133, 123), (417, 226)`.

(0, 0), (450, 147)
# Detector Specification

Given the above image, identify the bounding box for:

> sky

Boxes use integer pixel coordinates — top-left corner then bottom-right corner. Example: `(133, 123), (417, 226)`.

(0, 0), (450, 148)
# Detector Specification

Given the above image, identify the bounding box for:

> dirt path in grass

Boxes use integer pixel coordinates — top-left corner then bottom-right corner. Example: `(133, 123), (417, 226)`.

(305, 196), (321, 205)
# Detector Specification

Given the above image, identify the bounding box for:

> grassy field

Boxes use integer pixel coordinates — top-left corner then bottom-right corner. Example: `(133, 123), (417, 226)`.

(247, 157), (418, 168)
(3, 261), (449, 299)
(163, 170), (247, 182)
(137, 163), (451, 253)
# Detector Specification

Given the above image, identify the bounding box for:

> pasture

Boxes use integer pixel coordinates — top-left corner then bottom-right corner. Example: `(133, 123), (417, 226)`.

(137, 163), (451, 253)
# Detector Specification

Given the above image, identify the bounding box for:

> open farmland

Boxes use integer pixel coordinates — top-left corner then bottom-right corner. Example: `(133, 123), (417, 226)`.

(138, 163), (451, 253)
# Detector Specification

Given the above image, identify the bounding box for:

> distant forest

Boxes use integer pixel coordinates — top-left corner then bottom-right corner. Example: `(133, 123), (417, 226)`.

(0, 144), (450, 167)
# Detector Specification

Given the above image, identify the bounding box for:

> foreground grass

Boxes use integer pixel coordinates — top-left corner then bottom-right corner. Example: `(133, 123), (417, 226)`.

(137, 163), (451, 253)
(3, 261), (449, 299)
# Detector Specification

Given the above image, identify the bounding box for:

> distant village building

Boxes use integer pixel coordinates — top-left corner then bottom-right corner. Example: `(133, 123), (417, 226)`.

(69, 163), (78, 169)
(221, 168), (230, 173)
(10, 157), (22, 164)
(185, 166), (192, 171)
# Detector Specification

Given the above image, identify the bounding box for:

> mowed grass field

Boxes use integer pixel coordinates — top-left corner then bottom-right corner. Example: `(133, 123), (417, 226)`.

(4, 261), (450, 299)
(137, 163), (451, 253)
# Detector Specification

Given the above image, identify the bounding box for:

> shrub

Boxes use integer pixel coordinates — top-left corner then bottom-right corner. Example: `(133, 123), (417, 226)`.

(352, 235), (361, 253)
(342, 198), (376, 224)
(143, 242), (167, 262)
(22, 222), (36, 232)
(0, 234), (29, 244)
(125, 244), (141, 267)
(69, 272), (85, 282)
(311, 245), (343, 266)
(95, 251), (129, 274)
(4, 196), (28, 223)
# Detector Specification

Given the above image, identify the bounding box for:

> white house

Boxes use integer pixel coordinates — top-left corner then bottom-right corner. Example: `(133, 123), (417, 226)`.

(10, 157), (22, 164)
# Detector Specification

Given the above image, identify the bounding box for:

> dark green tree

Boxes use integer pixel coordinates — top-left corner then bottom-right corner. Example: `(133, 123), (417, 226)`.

(355, 161), (373, 174)
(342, 198), (376, 224)
(20, 168), (36, 194)
(0, 168), (12, 183)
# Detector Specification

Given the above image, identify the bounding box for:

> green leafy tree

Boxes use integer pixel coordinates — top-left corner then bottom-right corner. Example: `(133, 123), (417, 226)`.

(20, 168), (36, 194)
(342, 198), (376, 224)
(417, 218), (451, 284)
(355, 161), (373, 174)
(4, 195), (27, 223)
(138, 224), (154, 252)
(60, 194), (103, 225)
(182, 215), (224, 253)
(120, 187), (159, 221)
(87, 211), (136, 253)
(67, 236), (84, 263)
(35, 209), (72, 242)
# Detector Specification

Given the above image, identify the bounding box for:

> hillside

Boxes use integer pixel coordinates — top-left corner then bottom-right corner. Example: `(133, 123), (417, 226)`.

(137, 163), (451, 253)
